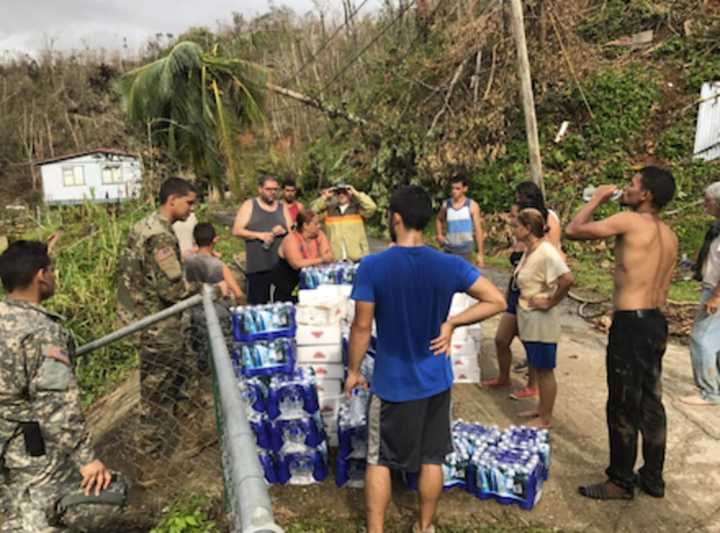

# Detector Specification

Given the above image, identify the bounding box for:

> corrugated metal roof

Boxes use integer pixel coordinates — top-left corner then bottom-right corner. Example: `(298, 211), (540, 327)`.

(34, 148), (136, 166)
(694, 82), (720, 162)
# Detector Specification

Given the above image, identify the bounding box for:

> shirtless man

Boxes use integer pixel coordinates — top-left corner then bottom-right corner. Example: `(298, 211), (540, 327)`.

(565, 166), (677, 501)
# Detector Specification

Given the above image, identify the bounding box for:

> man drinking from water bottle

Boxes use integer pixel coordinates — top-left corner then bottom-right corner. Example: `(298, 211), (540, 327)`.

(566, 166), (677, 501)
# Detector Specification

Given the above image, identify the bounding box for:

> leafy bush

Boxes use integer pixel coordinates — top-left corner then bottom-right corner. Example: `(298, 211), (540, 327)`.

(578, 0), (667, 43)
(150, 495), (219, 533)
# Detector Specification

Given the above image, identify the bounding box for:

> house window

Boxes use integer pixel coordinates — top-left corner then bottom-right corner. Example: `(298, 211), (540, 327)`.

(101, 165), (123, 184)
(62, 166), (85, 187)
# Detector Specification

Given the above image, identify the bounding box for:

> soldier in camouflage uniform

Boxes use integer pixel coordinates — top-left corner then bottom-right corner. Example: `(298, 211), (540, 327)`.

(0, 240), (126, 532)
(116, 177), (224, 453)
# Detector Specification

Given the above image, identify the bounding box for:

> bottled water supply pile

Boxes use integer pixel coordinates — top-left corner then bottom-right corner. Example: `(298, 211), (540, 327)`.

(237, 368), (328, 485)
(299, 262), (359, 289)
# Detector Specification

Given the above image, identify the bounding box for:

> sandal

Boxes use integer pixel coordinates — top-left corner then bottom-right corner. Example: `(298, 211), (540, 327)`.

(578, 482), (633, 501)
(481, 378), (511, 389)
(509, 387), (538, 400)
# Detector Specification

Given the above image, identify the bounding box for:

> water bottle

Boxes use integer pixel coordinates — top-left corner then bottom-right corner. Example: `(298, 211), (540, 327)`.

(583, 186), (622, 202)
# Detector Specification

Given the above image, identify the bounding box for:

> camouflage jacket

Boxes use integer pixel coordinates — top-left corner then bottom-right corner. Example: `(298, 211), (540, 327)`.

(0, 298), (95, 472)
(116, 211), (198, 321)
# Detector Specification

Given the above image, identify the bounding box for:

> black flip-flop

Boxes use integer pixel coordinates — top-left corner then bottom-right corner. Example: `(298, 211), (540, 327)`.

(578, 482), (634, 500)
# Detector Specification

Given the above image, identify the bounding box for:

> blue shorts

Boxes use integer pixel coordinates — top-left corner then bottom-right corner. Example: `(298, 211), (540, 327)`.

(522, 341), (557, 369)
(506, 288), (520, 315)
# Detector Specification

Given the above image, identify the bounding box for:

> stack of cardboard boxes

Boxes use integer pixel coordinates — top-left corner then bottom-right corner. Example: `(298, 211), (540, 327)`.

(447, 293), (483, 383)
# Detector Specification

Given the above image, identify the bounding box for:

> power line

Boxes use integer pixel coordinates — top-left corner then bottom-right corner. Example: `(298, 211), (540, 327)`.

(319, 0), (419, 96)
(280, 0), (374, 87)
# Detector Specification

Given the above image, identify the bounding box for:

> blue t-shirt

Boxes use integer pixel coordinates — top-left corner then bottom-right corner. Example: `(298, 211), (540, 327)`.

(351, 246), (481, 402)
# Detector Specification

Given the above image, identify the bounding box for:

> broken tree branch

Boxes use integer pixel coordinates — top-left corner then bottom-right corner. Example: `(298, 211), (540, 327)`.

(266, 82), (368, 126)
(428, 57), (469, 135)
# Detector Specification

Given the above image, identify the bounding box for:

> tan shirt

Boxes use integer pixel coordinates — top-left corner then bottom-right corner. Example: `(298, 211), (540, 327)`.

(515, 241), (570, 343)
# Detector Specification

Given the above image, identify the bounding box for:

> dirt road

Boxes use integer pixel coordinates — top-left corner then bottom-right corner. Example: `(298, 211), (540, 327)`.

(271, 266), (720, 532)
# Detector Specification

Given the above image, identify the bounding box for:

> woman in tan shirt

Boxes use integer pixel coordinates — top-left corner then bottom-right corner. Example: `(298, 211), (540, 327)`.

(512, 208), (574, 428)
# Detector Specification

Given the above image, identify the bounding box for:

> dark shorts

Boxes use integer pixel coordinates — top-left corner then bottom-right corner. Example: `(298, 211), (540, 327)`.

(506, 288), (520, 315)
(522, 341), (557, 369)
(367, 389), (452, 473)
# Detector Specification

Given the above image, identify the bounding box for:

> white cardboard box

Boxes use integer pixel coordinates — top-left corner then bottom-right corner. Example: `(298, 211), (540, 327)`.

(338, 285), (353, 298)
(296, 303), (346, 325)
(315, 378), (343, 397)
(296, 324), (342, 346)
(296, 344), (343, 364)
(450, 337), (477, 357)
(298, 286), (343, 306)
(299, 362), (344, 380)
(451, 326), (469, 342)
(453, 366), (480, 383)
(451, 354), (479, 373)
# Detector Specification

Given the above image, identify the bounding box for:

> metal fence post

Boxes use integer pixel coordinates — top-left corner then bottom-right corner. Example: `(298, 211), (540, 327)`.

(202, 285), (283, 533)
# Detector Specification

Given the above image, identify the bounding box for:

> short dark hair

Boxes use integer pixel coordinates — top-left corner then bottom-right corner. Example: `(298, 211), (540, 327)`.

(282, 176), (297, 189)
(0, 240), (51, 292)
(159, 177), (195, 204)
(296, 209), (317, 231)
(193, 222), (216, 247)
(258, 174), (279, 188)
(516, 181), (549, 223)
(450, 174), (468, 187)
(639, 166), (676, 210)
(389, 185), (433, 231)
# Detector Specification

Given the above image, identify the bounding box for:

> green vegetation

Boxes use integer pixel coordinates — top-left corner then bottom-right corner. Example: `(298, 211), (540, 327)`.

(578, 0), (667, 43)
(149, 495), (220, 533)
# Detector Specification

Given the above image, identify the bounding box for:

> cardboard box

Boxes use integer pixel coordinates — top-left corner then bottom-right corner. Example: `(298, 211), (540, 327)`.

(338, 285), (353, 298)
(453, 366), (480, 383)
(451, 354), (479, 373)
(298, 286), (343, 306)
(315, 378), (343, 397)
(296, 324), (342, 346)
(298, 362), (344, 380)
(451, 326), (469, 342)
(450, 337), (477, 357)
(296, 344), (343, 364)
(296, 303), (346, 325)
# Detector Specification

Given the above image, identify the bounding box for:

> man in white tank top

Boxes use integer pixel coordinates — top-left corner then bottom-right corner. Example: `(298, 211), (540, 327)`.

(435, 175), (485, 266)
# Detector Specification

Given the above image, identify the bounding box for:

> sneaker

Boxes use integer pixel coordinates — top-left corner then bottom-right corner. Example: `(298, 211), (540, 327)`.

(510, 387), (538, 400)
(679, 394), (718, 406)
(512, 359), (528, 373)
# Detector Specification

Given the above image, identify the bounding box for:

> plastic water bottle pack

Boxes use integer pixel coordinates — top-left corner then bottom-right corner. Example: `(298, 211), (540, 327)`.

(233, 337), (296, 377)
(469, 444), (545, 510)
(232, 303), (295, 341)
(437, 421), (551, 510)
(335, 388), (370, 488)
(267, 369), (319, 420)
(277, 446), (328, 485)
(234, 367), (328, 485)
(299, 262), (359, 289)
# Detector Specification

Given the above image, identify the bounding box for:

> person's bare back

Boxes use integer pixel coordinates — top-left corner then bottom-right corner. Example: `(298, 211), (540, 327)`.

(613, 211), (678, 310)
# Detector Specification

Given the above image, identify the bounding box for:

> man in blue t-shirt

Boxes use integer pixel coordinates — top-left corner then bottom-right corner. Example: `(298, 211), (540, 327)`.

(345, 185), (506, 533)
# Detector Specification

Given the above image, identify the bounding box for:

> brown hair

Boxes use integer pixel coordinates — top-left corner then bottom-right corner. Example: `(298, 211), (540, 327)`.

(296, 209), (317, 231)
(517, 208), (547, 238)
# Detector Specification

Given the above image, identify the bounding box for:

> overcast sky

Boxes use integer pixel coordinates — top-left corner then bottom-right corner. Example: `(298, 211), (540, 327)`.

(0, 0), (381, 58)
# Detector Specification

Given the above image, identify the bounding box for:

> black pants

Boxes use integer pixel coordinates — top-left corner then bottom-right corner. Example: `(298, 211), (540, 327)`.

(605, 310), (668, 492)
(246, 271), (274, 305)
(271, 259), (299, 303)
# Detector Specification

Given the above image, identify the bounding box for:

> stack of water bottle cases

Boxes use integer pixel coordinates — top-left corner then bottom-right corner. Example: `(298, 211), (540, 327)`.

(229, 262), (551, 508)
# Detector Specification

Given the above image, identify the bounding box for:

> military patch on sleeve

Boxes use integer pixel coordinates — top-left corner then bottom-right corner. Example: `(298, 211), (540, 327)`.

(45, 345), (70, 366)
(154, 246), (182, 280)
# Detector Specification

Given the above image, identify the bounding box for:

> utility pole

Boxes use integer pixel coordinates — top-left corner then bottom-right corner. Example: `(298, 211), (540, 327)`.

(509, 0), (544, 194)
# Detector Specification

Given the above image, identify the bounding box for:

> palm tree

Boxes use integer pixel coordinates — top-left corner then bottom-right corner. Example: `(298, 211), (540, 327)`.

(119, 40), (267, 190)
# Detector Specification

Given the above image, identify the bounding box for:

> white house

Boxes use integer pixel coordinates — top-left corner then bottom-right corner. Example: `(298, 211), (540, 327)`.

(36, 148), (142, 206)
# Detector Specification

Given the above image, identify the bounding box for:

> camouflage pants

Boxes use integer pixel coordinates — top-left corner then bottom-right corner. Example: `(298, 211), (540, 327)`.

(2, 463), (126, 532)
(137, 317), (193, 451)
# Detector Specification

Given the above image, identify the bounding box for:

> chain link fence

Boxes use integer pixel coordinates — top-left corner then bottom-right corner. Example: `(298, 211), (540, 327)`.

(78, 288), (281, 532)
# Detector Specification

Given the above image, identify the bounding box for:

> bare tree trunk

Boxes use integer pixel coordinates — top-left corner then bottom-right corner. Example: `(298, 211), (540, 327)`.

(65, 111), (81, 149)
(45, 113), (55, 158)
